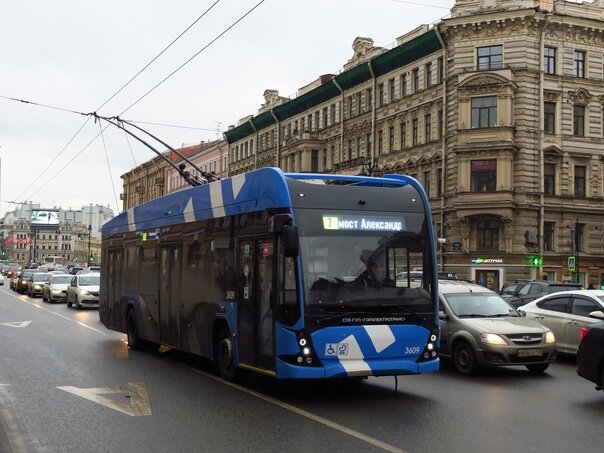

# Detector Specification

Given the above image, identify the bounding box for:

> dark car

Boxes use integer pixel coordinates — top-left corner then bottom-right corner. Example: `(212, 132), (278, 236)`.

(499, 280), (528, 301)
(16, 269), (41, 294)
(507, 280), (583, 308)
(576, 321), (604, 391)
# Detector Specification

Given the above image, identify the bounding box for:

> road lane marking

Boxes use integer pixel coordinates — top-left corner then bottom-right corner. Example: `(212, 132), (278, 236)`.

(0, 321), (32, 328)
(57, 383), (152, 417)
(188, 367), (408, 453)
(0, 288), (106, 335)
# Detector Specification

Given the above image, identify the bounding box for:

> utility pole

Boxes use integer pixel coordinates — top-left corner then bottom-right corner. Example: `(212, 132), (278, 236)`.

(87, 224), (92, 267)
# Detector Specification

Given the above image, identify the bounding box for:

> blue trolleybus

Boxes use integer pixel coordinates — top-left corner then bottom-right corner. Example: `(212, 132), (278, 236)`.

(100, 168), (439, 380)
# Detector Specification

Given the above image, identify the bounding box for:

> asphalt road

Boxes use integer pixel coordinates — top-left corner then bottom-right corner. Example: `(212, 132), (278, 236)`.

(1, 285), (602, 453)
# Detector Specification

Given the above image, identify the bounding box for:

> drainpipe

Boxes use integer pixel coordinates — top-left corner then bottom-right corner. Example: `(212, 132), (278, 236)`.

(435, 26), (447, 272)
(538, 15), (550, 276)
(332, 78), (345, 166)
(270, 109), (281, 169)
(368, 61), (377, 168)
(249, 120), (258, 170)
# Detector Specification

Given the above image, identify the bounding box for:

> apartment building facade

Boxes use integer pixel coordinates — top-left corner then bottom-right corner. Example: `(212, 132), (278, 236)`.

(224, 0), (604, 289)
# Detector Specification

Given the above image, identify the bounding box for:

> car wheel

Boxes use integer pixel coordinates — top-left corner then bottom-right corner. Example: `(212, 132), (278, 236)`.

(76, 297), (82, 309)
(67, 296), (72, 308)
(526, 363), (549, 373)
(453, 341), (478, 375)
(216, 324), (240, 382)
(126, 309), (142, 350)
(42, 292), (47, 302)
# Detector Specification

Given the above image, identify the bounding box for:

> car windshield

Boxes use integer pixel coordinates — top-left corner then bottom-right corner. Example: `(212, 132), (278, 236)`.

(32, 273), (50, 282)
(443, 292), (519, 317)
(52, 276), (72, 284)
(79, 276), (99, 286)
(501, 284), (521, 294)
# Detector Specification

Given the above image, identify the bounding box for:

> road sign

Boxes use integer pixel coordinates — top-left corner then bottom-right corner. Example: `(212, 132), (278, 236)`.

(568, 256), (576, 272)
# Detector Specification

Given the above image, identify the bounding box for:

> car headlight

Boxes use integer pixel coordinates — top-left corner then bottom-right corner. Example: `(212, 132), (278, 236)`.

(80, 290), (90, 296)
(545, 331), (555, 344)
(34, 285), (41, 290)
(481, 333), (508, 345)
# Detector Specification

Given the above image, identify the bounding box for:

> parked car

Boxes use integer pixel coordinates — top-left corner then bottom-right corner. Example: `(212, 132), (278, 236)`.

(66, 273), (100, 309)
(576, 321), (604, 391)
(69, 266), (83, 275)
(0, 274), (4, 285)
(16, 269), (41, 294)
(26, 272), (51, 297)
(499, 280), (528, 301)
(506, 280), (583, 308)
(438, 271), (459, 281)
(518, 290), (604, 354)
(438, 280), (556, 375)
(5, 265), (21, 279)
(42, 274), (73, 303)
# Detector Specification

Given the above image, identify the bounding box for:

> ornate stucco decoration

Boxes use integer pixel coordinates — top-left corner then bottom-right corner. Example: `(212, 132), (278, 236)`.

(569, 88), (592, 106)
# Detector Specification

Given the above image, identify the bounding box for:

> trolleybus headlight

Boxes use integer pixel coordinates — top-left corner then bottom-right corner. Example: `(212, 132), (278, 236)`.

(306, 357), (312, 364)
(302, 347), (310, 356)
(431, 351), (437, 357)
(423, 352), (430, 359)
(297, 356), (303, 363)
(299, 338), (307, 346)
(427, 343), (434, 351)
(430, 334), (437, 342)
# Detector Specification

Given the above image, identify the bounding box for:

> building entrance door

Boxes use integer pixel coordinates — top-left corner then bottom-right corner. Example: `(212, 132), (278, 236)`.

(475, 269), (500, 292)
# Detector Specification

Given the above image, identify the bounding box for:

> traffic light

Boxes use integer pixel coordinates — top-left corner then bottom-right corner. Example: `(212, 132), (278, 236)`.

(77, 233), (82, 240)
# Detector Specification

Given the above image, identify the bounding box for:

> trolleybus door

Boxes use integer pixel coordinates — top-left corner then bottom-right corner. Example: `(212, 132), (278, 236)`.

(106, 249), (122, 329)
(159, 245), (181, 346)
(237, 239), (275, 371)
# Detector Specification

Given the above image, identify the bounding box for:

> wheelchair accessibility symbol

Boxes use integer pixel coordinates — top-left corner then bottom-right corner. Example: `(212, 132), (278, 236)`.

(325, 343), (349, 356)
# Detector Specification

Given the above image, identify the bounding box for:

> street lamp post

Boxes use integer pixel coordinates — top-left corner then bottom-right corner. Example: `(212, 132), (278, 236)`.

(87, 224), (92, 267)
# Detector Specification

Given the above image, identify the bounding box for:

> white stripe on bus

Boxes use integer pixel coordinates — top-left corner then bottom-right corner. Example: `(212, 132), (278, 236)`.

(364, 325), (396, 353)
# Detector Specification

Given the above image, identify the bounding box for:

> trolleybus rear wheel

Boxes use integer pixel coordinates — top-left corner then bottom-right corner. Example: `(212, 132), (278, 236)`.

(217, 325), (239, 381)
(127, 309), (142, 350)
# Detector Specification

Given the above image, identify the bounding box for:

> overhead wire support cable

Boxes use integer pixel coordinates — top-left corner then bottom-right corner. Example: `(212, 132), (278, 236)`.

(118, 0), (267, 116)
(97, 120), (121, 213)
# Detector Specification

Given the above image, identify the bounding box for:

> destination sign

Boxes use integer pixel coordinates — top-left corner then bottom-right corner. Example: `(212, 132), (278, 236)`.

(322, 215), (405, 232)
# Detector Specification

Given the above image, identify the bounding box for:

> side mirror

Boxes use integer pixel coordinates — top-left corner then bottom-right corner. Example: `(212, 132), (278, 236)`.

(282, 225), (299, 258)
(589, 310), (604, 320)
(518, 310), (526, 317)
(438, 310), (448, 321)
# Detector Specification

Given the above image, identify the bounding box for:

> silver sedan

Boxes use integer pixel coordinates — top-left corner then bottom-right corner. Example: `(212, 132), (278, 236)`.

(66, 273), (100, 309)
(42, 274), (73, 303)
(518, 290), (604, 354)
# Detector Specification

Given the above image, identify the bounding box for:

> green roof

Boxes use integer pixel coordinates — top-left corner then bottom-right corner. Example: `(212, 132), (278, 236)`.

(224, 29), (442, 144)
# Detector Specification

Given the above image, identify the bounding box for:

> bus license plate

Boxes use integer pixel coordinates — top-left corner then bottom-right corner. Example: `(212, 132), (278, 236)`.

(518, 348), (542, 357)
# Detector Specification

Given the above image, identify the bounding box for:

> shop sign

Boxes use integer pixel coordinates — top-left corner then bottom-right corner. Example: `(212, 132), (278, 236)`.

(471, 257), (503, 265)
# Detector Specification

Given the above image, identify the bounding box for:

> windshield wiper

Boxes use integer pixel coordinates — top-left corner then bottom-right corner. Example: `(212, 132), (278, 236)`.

(458, 314), (486, 318)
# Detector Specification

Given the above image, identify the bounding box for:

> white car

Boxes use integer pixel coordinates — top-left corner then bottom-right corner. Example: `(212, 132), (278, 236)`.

(518, 290), (604, 354)
(0, 274), (4, 285)
(66, 273), (100, 309)
(42, 274), (73, 303)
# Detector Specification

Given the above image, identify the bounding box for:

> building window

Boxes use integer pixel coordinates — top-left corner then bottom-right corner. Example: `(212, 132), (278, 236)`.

(357, 137), (363, 157)
(574, 50), (586, 78)
(424, 170), (431, 197)
(400, 122), (407, 149)
(573, 105), (585, 136)
(311, 150), (319, 173)
(379, 83), (385, 106)
(366, 89), (372, 110)
(437, 57), (444, 83)
(413, 68), (420, 92)
(574, 165), (586, 197)
(389, 78), (396, 102)
(471, 96), (497, 128)
(544, 47), (556, 75)
(356, 93), (362, 115)
(378, 130), (383, 155)
(544, 163), (555, 195)
(366, 133), (372, 157)
(323, 108), (328, 127)
(575, 223), (585, 252)
(331, 104), (336, 124)
(412, 119), (418, 146)
(438, 110), (443, 139)
(347, 97), (353, 118)
(389, 126), (395, 152)
(477, 45), (503, 70)
(437, 168), (443, 197)
(425, 114), (431, 142)
(477, 219), (500, 250)
(425, 62), (432, 87)
(544, 222), (555, 251)
(347, 140), (352, 161)
(401, 74), (408, 97)
(471, 159), (497, 192)
(544, 102), (556, 134)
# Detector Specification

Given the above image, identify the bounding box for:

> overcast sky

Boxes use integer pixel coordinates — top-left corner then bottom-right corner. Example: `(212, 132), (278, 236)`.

(0, 0), (452, 217)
